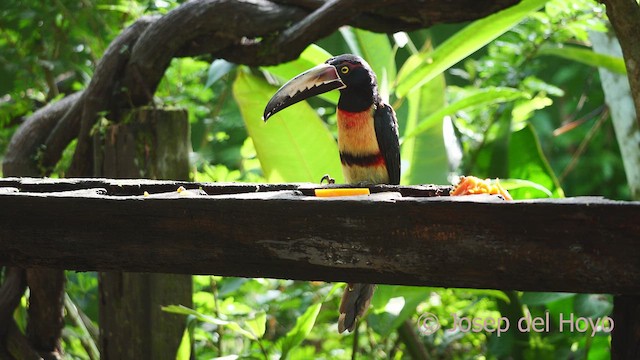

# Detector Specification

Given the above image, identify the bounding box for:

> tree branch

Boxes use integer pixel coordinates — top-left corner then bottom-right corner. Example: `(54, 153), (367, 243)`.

(26, 268), (65, 359)
(3, 92), (83, 177)
(601, 0), (640, 128)
(0, 268), (26, 341)
(223, 0), (373, 66)
(65, 17), (157, 177)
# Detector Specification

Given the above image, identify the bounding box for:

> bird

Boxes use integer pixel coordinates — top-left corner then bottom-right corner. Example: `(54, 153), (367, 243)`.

(263, 54), (400, 333)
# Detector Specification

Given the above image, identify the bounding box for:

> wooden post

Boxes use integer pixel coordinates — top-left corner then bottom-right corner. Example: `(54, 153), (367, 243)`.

(94, 108), (193, 359)
(612, 296), (640, 359)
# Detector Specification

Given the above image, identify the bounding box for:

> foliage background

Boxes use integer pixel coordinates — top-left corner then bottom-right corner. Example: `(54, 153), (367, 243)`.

(1, 0), (633, 358)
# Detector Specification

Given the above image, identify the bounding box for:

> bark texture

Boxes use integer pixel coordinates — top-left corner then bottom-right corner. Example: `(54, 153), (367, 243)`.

(0, 180), (638, 295)
(94, 108), (193, 360)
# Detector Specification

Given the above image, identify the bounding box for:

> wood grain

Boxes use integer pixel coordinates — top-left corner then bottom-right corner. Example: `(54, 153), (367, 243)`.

(1, 179), (638, 295)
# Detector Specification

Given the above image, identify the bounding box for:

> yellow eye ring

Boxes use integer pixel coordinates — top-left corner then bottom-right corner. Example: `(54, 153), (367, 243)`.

(340, 66), (349, 74)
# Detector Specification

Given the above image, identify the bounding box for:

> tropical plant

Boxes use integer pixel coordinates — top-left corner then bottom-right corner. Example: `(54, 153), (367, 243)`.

(1, 0), (631, 358)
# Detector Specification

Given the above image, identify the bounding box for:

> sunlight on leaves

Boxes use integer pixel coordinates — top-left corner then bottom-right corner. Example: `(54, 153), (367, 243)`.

(395, 0), (551, 97)
(279, 303), (322, 359)
(538, 45), (626, 75)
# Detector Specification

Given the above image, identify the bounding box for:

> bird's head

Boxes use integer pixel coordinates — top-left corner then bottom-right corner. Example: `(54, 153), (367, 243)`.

(263, 54), (378, 121)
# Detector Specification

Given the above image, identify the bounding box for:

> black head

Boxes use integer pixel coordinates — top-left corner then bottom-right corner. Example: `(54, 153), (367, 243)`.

(326, 55), (379, 112)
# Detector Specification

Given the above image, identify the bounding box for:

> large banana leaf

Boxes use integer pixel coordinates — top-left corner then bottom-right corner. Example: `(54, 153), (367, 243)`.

(233, 70), (343, 183)
(400, 73), (450, 185)
(508, 124), (564, 198)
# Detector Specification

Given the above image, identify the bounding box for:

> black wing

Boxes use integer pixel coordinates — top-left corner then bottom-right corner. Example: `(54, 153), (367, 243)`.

(373, 102), (401, 185)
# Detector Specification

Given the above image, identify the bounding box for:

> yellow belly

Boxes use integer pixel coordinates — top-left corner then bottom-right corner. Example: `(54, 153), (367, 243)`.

(343, 165), (389, 184)
(337, 108), (389, 184)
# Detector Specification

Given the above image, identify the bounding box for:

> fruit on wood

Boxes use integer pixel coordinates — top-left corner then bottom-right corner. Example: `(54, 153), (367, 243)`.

(451, 176), (513, 201)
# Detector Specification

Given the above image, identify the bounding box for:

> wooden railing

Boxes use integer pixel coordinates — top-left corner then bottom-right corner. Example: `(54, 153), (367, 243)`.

(0, 177), (639, 358)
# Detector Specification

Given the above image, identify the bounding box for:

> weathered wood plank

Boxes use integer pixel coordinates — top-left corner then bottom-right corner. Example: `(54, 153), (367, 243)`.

(0, 177), (451, 197)
(0, 185), (638, 295)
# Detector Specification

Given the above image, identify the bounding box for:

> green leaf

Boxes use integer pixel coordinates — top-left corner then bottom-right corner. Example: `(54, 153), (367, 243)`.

(574, 294), (613, 318)
(245, 311), (267, 339)
(279, 303), (322, 359)
(162, 304), (260, 340)
(403, 87), (528, 140)
(218, 278), (249, 296)
(498, 178), (553, 197)
(162, 304), (229, 326)
(587, 335), (613, 360)
(400, 68), (449, 184)
(219, 297), (254, 315)
(205, 59), (236, 88)
(226, 321), (260, 340)
(339, 27), (362, 57)
(175, 327), (191, 360)
(395, 0), (550, 97)
(521, 292), (575, 306)
(538, 45), (626, 74)
(546, 295), (575, 322)
(262, 44), (338, 104)
(512, 94), (554, 127)
(176, 316), (196, 360)
(352, 28), (396, 102)
(233, 70), (343, 183)
(508, 124), (564, 198)
(368, 286), (429, 336)
(462, 289), (512, 304)
(483, 108), (512, 178)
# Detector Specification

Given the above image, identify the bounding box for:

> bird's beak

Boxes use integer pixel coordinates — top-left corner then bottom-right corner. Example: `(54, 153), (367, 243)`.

(263, 63), (346, 121)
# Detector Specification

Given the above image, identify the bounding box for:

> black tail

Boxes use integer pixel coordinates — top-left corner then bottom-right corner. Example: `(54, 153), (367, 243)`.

(338, 283), (376, 333)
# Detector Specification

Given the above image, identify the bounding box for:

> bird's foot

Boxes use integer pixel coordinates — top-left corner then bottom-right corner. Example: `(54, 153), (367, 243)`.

(320, 174), (335, 184)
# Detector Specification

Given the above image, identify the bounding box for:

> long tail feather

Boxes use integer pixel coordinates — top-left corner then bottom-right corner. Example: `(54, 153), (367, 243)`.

(338, 283), (375, 333)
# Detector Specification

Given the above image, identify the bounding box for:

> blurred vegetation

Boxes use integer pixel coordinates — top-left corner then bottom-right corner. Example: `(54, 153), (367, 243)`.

(1, 0), (632, 358)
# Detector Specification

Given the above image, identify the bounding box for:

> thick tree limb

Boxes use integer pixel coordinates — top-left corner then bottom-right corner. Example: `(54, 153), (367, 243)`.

(271, 0), (521, 31)
(25, 269), (65, 359)
(601, 0), (640, 128)
(3, 321), (41, 360)
(3, 92), (82, 177)
(64, 17), (157, 178)
(123, 0), (306, 106)
(223, 0), (373, 66)
(0, 268), (26, 341)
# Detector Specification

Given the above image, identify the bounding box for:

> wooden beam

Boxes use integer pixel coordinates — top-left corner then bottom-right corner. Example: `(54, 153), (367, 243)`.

(0, 179), (639, 295)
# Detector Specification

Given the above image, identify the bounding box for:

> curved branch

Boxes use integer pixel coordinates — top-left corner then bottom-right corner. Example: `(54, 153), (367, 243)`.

(0, 268), (26, 341)
(3, 92), (83, 177)
(122, 0), (307, 106)
(272, 0), (521, 32)
(66, 17), (157, 177)
(221, 0), (372, 66)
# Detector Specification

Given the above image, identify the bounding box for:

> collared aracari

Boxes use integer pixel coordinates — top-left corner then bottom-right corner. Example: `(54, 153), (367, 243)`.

(263, 54), (400, 333)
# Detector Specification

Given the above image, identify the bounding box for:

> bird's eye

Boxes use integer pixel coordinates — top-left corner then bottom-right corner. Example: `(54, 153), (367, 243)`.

(340, 66), (349, 74)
